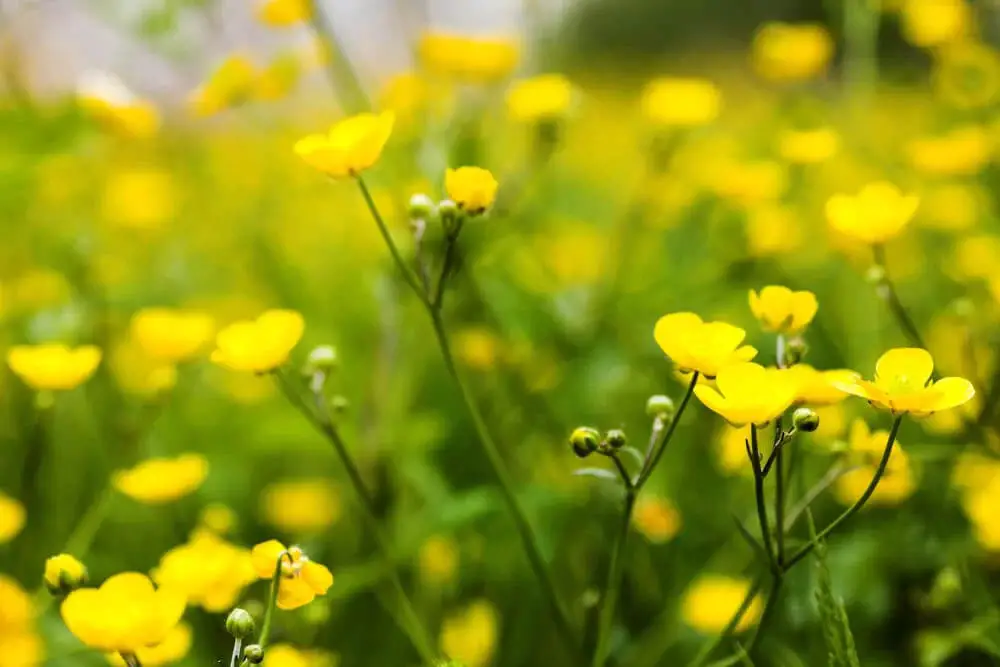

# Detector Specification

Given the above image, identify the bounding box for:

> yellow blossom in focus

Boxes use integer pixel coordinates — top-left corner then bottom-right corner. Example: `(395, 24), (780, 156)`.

(445, 166), (499, 212)
(256, 0), (311, 26)
(746, 205), (803, 257)
(440, 600), (499, 667)
(294, 112), (395, 179)
(77, 70), (159, 138)
(60, 573), (185, 653)
(418, 32), (519, 83)
(419, 535), (460, 586)
(261, 480), (342, 533)
(933, 41), (1000, 110)
(101, 168), (176, 230)
(506, 74), (574, 123)
(110, 340), (177, 397)
(44, 554), (87, 592)
(211, 309), (305, 373)
(918, 182), (987, 230)
(835, 348), (975, 416)
(751, 22), (834, 82)
(131, 308), (214, 362)
(251, 540), (333, 610)
(454, 327), (500, 371)
(0, 575), (43, 667)
(0, 492), (25, 543)
(106, 623), (192, 667)
(908, 126), (991, 177)
(190, 54), (258, 116)
(826, 181), (919, 245)
(113, 454), (208, 504)
(778, 127), (839, 164)
(632, 496), (682, 543)
(748, 285), (817, 335)
(198, 503), (237, 535)
(682, 575), (763, 634)
(900, 0), (970, 48)
(786, 365), (859, 405)
(7, 344), (101, 391)
(834, 420), (916, 506)
(154, 531), (256, 611)
(641, 77), (722, 127)
(695, 362), (798, 426)
(654, 312), (757, 378)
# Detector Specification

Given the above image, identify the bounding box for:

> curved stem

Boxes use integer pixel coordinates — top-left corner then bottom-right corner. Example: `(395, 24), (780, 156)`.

(257, 552), (290, 649)
(636, 372), (699, 488)
(592, 490), (636, 667)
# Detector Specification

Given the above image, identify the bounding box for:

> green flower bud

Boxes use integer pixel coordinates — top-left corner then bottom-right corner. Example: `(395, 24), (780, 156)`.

(792, 407), (820, 433)
(408, 193), (436, 220)
(645, 394), (675, 419)
(303, 345), (338, 376)
(605, 429), (627, 449)
(438, 199), (459, 223)
(570, 426), (601, 458)
(784, 338), (808, 366)
(243, 644), (264, 664)
(225, 608), (255, 640)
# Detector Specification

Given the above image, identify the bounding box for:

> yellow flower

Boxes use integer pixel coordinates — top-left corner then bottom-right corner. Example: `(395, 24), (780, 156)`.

(632, 496), (682, 543)
(419, 535), (460, 587)
(748, 285), (818, 335)
(113, 454), (208, 504)
(261, 480), (341, 533)
(951, 234), (1000, 281)
(264, 643), (335, 667)
(825, 181), (919, 245)
(7, 344), (101, 391)
(506, 74), (574, 123)
(834, 348), (975, 416)
(106, 623), (192, 667)
(44, 554), (87, 593)
(751, 22), (834, 82)
(834, 420), (915, 506)
(256, 0), (311, 26)
(746, 205), (803, 257)
(900, 0), (970, 47)
(786, 365), (859, 405)
(189, 54), (258, 116)
(0, 574), (43, 667)
(131, 308), (214, 362)
(717, 425), (753, 476)
(682, 575), (763, 634)
(101, 168), (176, 230)
(379, 72), (428, 121)
(908, 125), (991, 176)
(60, 573), (185, 653)
(294, 112), (395, 179)
(198, 503), (237, 535)
(778, 127), (839, 164)
(251, 540), (333, 610)
(694, 362), (798, 426)
(418, 32), (519, 83)
(641, 77), (722, 127)
(110, 341), (177, 397)
(76, 71), (159, 138)
(210, 310), (305, 373)
(653, 312), (757, 378)
(0, 492), (25, 543)
(445, 167), (499, 212)
(440, 600), (499, 667)
(964, 475), (1000, 551)
(154, 531), (256, 611)
(256, 52), (304, 101)
(918, 182), (987, 230)
(711, 160), (788, 208)
(454, 327), (501, 370)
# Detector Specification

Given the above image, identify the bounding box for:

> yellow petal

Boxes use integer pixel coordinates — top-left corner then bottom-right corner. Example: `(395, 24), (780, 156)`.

(276, 577), (315, 610)
(250, 540), (287, 579)
(928, 376), (976, 412)
(789, 291), (818, 331)
(301, 561), (333, 594)
(875, 348), (934, 387)
(715, 362), (767, 399)
(653, 312), (702, 359)
(695, 384), (732, 419)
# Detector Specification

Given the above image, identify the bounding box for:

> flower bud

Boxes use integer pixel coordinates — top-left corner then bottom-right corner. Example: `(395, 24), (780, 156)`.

(645, 394), (675, 419)
(43, 554), (87, 595)
(244, 644), (264, 664)
(792, 407), (820, 433)
(303, 345), (338, 376)
(408, 193), (436, 220)
(605, 429), (627, 449)
(226, 608), (255, 640)
(438, 199), (459, 224)
(784, 338), (808, 366)
(570, 426), (601, 458)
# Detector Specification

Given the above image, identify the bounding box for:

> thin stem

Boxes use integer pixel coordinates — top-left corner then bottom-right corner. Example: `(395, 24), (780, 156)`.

(609, 452), (633, 489)
(592, 490), (637, 667)
(774, 423), (786, 569)
(786, 416), (903, 569)
(783, 464), (851, 532)
(746, 574), (783, 657)
(750, 425), (777, 574)
(636, 372), (700, 488)
(120, 652), (142, 667)
(686, 576), (765, 667)
(872, 245), (928, 352)
(432, 228), (462, 309)
(229, 638), (243, 667)
(258, 552), (289, 649)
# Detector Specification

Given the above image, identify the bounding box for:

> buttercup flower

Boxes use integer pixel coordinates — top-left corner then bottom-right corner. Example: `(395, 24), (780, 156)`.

(131, 308), (214, 362)
(7, 344), (101, 391)
(834, 420), (915, 506)
(748, 285), (818, 335)
(113, 454), (209, 504)
(439, 600), (499, 667)
(110, 341), (178, 397)
(106, 623), (192, 667)
(506, 74), (574, 123)
(682, 575), (763, 634)
(418, 32), (519, 82)
(44, 554), (88, 595)
(751, 22), (834, 82)
(264, 644), (336, 667)
(60, 573), (185, 653)
(210, 310), (305, 373)
(778, 127), (839, 164)
(76, 70), (159, 138)
(908, 126), (991, 177)
(0, 575), (43, 667)
(251, 540), (333, 610)
(834, 348), (975, 416)
(255, 52), (304, 101)
(418, 535), (460, 586)
(641, 77), (722, 127)
(0, 492), (25, 543)
(294, 112), (395, 179)
(632, 496), (682, 543)
(826, 182), (920, 245)
(154, 530), (256, 611)
(261, 480), (342, 533)
(786, 365), (859, 405)
(900, 0), (970, 48)
(189, 54), (258, 116)
(445, 167), (499, 213)
(256, 0), (311, 26)
(694, 362), (798, 426)
(198, 503), (237, 535)
(653, 312), (757, 378)
(101, 168), (176, 230)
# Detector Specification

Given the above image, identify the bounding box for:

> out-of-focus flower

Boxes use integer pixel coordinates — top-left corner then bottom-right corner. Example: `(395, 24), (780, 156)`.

(295, 112), (395, 179)
(834, 419), (915, 506)
(826, 181), (919, 245)
(60, 573), (185, 653)
(154, 531), (255, 611)
(110, 341), (177, 397)
(694, 362), (798, 426)
(786, 365), (859, 406)
(778, 127), (839, 164)
(933, 41), (1000, 110)
(506, 74), (574, 123)
(256, 52), (304, 101)
(101, 168), (176, 230)
(641, 77), (722, 127)
(654, 312), (757, 378)
(113, 454), (208, 504)
(7, 269), (71, 313)
(106, 623), (192, 667)
(251, 540), (333, 610)
(440, 600), (499, 667)
(748, 286), (817, 335)
(900, 0), (970, 48)
(908, 125), (991, 177)
(77, 70), (159, 138)
(261, 480), (341, 533)
(256, 0), (311, 26)
(0, 574), (43, 667)
(418, 32), (519, 83)
(682, 575), (763, 633)
(963, 473), (1000, 551)
(0, 492), (25, 543)
(380, 72), (429, 122)
(7, 344), (101, 391)
(263, 644), (336, 667)
(131, 309), (214, 363)
(198, 504), (237, 535)
(190, 54), (258, 116)
(419, 535), (460, 586)
(211, 310), (305, 373)
(751, 22), (834, 82)
(453, 327), (501, 371)
(632, 496), (682, 543)
(918, 182), (987, 230)
(711, 160), (787, 208)
(950, 234), (1000, 282)
(835, 348), (975, 416)
(445, 167), (499, 212)
(746, 205), (803, 257)
(44, 555), (87, 595)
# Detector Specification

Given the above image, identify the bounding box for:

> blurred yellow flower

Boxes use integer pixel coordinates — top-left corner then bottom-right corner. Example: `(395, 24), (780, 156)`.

(7, 344), (101, 391)
(711, 160), (787, 208)
(7, 269), (70, 312)
(44, 554), (87, 592)
(190, 54), (258, 116)
(251, 540), (333, 610)
(654, 312), (757, 378)
(454, 327), (501, 371)
(113, 454), (208, 504)
(261, 480), (341, 533)
(748, 285), (817, 335)
(641, 77), (722, 127)
(695, 362), (798, 426)
(778, 127), (839, 164)
(106, 623), (192, 667)
(445, 166), (499, 212)
(419, 535), (460, 586)
(908, 125), (991, 176)
(0, 575), (43, 667)
(751, 22), (834, 82)
(101, 168), (176, 230)
(932, 41), (1000, 109)
(814, 404), (849, 440)
(963, 474), (1000, 551)
(746, 205), (803, 257)
(900, 0), (970, 48)
(131, 308), (214, 362)
(826, 181), (919, 245)
(786, 365), (859, 405)
(506, 74), (574, 123)
(110, 340), (177, 397)
(263, 644), (336, 667)
(440, 600), (499, 667)
(0, 492), (25, 543)
(682, 575), (763, 634)
(380, 72), (428, 121)
(835, 348), (975, 416)
(632, 496), (682, 543)
(256, 52), (304, 101)
(918, 182), (987, 230)
(256, 0), (311, 26)
(198, 503), (237, 535)
(154, 530), (256, 611)
(60, 572), (185, 652)
(418, 32), (519, 83)
(211, 309), (305, 373)
(76, 70), (159, 138)
(834, 419), (915, 506)
(295, 112), (395, 179)
(950, 234), (1000, 281)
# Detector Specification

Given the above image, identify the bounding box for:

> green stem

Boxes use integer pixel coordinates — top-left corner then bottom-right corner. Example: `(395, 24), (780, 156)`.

(750, 425), (777, 574)
(258, 552), (289, 649)
(120, 652), (142, 667)
(432, 227), (462, 309)
(592, 490), (636, 667)
(785, 416), (902, 569)
(745, 573), (783, 657)
(872, 245), (928, 353)
(686, 576), (765, 667)
(636, 372), (699, 488)
(774, 428), (785, 570)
